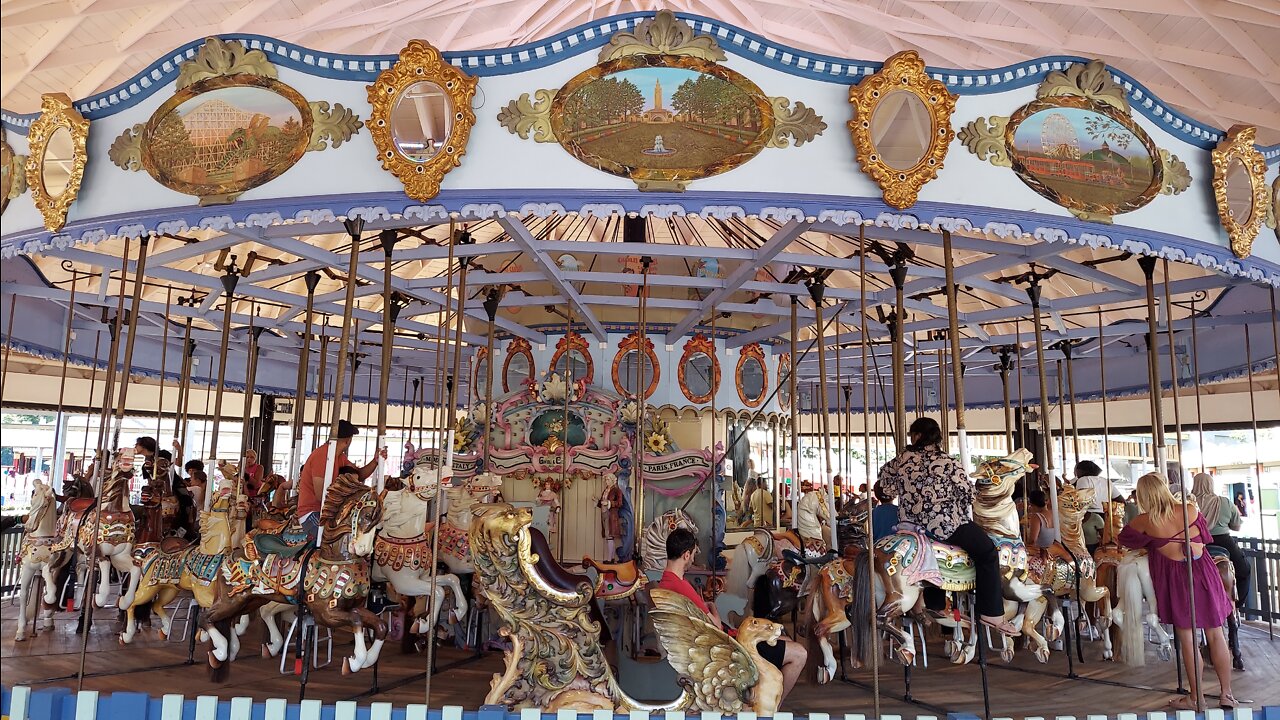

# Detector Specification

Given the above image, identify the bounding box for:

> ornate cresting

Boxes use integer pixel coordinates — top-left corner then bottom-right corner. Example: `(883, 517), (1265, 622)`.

(367, 39), (479, 201)
(959, 59), (1190, 223)
(25, 93), (89, 231)
(1, 139), (28, 214)
(470, 503), (686, 710)
(1211, 124), (1268, 258)
(847, 50), (956, 209)
(497, 10), (824, 191)
(109, 38), (361, 205)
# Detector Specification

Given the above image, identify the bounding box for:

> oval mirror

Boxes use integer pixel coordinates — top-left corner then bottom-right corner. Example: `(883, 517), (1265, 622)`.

(684, 352), (715, 402)
(1225, 157), (1253, 222)
(474, 354), (489, 399)
(616, 349), (656, 397)
(504, 352), (530, 393)
(391, 81), (454, 162)
(554, 349), (590, 382)
(740, 357), (765, 404)
(777, 357), (792, 410)
(871, 90), (931, 170)
(41, 127), (75, 198)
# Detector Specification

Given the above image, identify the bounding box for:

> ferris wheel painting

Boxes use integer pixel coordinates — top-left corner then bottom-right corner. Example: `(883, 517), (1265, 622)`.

(1005, 95), (1163, 220)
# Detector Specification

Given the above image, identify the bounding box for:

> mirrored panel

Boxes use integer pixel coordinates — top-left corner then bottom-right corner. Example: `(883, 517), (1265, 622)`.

(871, 90), (931, 170)
(727, 418), (778, 530)
(391, 81), (453, 162)
(684, 353), (714, 400)
(503, 339), (533, 393)
(740, 358), (765, 404)
(554, 350), (591, 382)
(26, 92), (88, 231)
(1225, 158), (1253, 222)
(474, 353), (489, 400)
(1212, 124), (1268, 258)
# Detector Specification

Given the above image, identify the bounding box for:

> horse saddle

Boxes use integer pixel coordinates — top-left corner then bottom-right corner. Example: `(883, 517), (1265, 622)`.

(877, 528), (976, 592)
(65, 497), (95, 513)
(1207, 545), (1231, 563)
(582, 556), (647, 601)
(253, 530), (312, 559)
(159, 537), (195, 554)
(782, 548), (838, 567)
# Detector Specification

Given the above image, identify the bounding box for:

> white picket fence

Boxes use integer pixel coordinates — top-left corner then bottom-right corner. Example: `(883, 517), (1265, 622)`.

(1, 686), (1273, 720)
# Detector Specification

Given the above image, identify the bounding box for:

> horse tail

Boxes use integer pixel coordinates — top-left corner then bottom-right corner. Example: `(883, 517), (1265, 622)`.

(850, 550), (874, 668)
(1117, 562), (1145, 667)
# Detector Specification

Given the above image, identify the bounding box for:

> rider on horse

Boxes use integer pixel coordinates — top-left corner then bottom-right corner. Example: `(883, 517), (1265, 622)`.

(295, 420), (386, 542)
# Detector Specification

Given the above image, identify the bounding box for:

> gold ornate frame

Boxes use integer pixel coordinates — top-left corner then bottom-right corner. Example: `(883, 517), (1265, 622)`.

(847, 50), (956, 209)
(736, 343), (769, 408)
(677, 333), (719, 404)
(1211, 125), (1268, 258)
(612, 332), (660, 399)
(776, 353), (792, 409)
(368, 39), (478, 202)
(1272, 177), (1279, 242)
(549, 332), (594, 385)
(25, 93), (89, 232)
(502, 338), (534, 393)
(1, 138), (27, 215)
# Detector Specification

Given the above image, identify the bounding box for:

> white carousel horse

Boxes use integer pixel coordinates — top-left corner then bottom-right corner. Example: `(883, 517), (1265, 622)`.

(796, 488), (831, 554)
(14, 479), (67, 641)
(372, 471), (468, 635)
(640, 508), (700, 574)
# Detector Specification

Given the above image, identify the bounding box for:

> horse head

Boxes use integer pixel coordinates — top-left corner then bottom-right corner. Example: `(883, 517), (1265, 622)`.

(641, 509), (698, 573)
(28, 478), (56, 532)
(971, 448), (1035, 498)
(321, 472), (384, 559)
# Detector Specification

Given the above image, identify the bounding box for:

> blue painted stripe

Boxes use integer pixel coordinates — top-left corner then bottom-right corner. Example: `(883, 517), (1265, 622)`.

(1, 11), (1271, 157)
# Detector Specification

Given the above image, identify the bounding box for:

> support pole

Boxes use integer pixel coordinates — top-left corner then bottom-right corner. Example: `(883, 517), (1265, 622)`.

(806, 278), (837, 546)
(997, 348), (1014, 455)
(205, 260), (239, 509)
(52, 268), (79, 486)
(291, 271), (321, 480)
(155, 286), (173, 441)
(312, 319), (330, 449)
(1138, 257), (1167, 473)
(634, 255), (653, 544)
(790, 295), (800, 528)
(1162, 260), (1186, 480)
(1027, 277), (1057, 519)
(941, 231), (969, 470)
(1245, 324), (1273, 639)
(1099, 311), (1113, 543)
(890, 263), (908, 452)
(376, 231), (401, 492)
(1061, 342), (1081, 465)
(482, 289), (501, 474)
(858, 229), (880, 718)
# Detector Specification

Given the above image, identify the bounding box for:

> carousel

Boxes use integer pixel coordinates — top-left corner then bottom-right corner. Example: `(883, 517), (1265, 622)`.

(1, 7), (1279, 719)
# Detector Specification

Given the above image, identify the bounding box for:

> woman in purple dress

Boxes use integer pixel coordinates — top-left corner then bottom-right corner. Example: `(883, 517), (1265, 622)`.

(1119, 473), (1237, 711)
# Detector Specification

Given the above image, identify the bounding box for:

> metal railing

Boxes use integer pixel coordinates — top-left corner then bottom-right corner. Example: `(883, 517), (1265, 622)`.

(1239, 535), (1279, 624)
(1, 525), (24, 598)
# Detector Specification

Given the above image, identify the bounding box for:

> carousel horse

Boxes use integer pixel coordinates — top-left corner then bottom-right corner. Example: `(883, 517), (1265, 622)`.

(14, 479), (68, 641)
(433, 467), (502, 576)
(53, 453), (141, 610)
(1089, 499), (1168, 666)
(372, 467), (468, 636)
(471, 502), (783, 714)
(723, 526), (802, 611)
(120, 491), (246, 644)
(1024, 485), (1113, 659)
(640, 508), (699, 574)
(200, 471), (387, 678)
(1209, 545), (1245, 670)
(248, 473), (287, 526)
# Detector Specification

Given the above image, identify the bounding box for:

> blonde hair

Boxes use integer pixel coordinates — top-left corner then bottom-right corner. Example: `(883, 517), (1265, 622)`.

(1135, 472), (1182, 525)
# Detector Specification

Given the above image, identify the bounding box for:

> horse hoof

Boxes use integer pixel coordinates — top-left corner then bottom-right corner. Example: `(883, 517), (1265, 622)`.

(207, 652), (222, 669)
(261, 644), (271, 659)
(1001, 649), (1015, 663)
(1035, 648), (1050, 664)
(342, 659), (352, 676)
(1233, 659), (1245, 671)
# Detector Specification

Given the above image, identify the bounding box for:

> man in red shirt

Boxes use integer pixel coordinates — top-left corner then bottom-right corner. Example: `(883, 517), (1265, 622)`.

(296, 420), (384, 540)
(656, 528), (807, 702)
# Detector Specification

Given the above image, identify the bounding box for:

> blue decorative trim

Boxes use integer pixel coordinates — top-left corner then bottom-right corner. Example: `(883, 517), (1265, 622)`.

(5, 189), (1278, 287)
(2, 11), (1274, 159)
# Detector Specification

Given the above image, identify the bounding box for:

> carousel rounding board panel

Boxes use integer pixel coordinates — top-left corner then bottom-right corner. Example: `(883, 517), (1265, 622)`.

(1211, 125), (1268, 259)
(24, 93), (88, 232)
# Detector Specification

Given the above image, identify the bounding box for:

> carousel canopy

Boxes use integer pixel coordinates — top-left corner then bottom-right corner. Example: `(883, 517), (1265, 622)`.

(2, 1), (1278, 144)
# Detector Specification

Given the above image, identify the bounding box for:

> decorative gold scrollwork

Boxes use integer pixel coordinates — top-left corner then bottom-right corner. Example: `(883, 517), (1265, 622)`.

(597, 10), (726, 62)
(847, 51), (956, 209)
(367, 39), (478, 202)
(1211, 124), (1268, 259)
(25, 93), (89, 232)
(1, 138), (28, 214)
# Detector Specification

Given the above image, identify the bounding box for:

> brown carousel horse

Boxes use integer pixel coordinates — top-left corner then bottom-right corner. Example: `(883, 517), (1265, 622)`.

(52, 452), (141, 610)
(198, 471), (387, 679)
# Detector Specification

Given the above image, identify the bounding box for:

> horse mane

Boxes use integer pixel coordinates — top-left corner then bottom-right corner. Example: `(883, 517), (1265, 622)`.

(320, 473), (370, 526)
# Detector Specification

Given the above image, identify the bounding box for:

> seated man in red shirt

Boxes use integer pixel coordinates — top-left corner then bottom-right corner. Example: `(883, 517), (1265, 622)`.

(656, 528), (807, 702)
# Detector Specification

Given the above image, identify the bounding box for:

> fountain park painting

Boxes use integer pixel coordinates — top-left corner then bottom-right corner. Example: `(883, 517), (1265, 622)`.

(549, 55), (774, 189)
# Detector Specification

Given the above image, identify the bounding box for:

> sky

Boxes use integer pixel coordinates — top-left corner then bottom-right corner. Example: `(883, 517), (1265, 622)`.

(176, 87), (301, 125)
(610, 67), (704, 110)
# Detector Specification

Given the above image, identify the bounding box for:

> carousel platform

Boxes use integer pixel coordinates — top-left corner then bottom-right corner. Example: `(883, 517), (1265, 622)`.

(3, 606), (1278, 718)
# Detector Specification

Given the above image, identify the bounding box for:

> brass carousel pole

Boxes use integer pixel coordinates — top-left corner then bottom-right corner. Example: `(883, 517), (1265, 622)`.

(155, 286), (173, 441)
(1161, 260), (1186, 481)
(1138, 257), (1167, 473)
(859, 229), (880, 717)
(1190, 298), (1205, 472)
(1026, 276), (1057, 518)
(997, 348), (1014, 455)
(890, 262), (908, 451)
(807, 277), (838, 546)
(558, 301), (574, 562)
(835, 306), (844, 498)
(937, 340), (949, 451)
(92, 240), (129, 479)
(82, 331), (102, 467)
(1015, 321), (1026, 452)
(634, 255), (653, 546)
(290, 271), (321, 481)
(1055, 359), (1066, 471)
(1061, 342), (1082, 466)
(235, 307), (262, 504)
(205, 257), (240, 510)
(942, 230), (969, 470)
(482, 289), (501, 476)
(1099, 310), (1113, 543)
(107, 235), (151, 454)
(431, 222), (456, 468)
(789, 295), (800, 528)
(52, 267), (79, 485)
(427, 223), (468, 706)
(312, 318), (330, 449)
(0, 292), (15, 402)
(177, 322), (195, 460)
(376, 230), (401, 492)
(1245, 324), (1273, 640)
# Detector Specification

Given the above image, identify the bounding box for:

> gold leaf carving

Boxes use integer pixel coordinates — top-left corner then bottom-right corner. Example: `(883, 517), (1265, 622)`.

(1211, 124), (1268, 259)
(2, 140), (27, 212)
(598, 10), (726, 63)
(1037, 59), (1128, 113)
(307, 101), (363, 151)
(497, 90), (557, 143)
(1159, 149), (1190, 196)
(25, 93), (89, 232)
(177, 37), (277, 90)
(766, 98), (826, 148)
(109, 123), (145, 171)
(958, 116), (1011, 167)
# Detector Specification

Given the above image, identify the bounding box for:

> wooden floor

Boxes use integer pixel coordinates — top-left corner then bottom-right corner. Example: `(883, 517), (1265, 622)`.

(3, 604), (1279, 717)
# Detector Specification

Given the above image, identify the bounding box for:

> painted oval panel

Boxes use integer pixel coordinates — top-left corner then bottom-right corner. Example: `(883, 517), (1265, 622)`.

(1005, 95), (1163, 218)
(549, 55), (774, 188)
(142, 74), (313, 205)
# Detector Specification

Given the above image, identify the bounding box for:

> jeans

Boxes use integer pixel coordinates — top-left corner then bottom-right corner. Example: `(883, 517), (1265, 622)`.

(301, 512), (320, 543)
(1211, 533), (1252, 607)
(942, 521), (1004, 618)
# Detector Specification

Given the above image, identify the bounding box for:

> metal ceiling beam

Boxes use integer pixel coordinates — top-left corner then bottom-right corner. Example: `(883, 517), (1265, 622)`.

(498, 215), (607, 341)
(665, 219), (809, 342)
